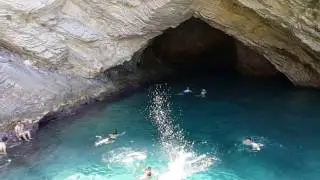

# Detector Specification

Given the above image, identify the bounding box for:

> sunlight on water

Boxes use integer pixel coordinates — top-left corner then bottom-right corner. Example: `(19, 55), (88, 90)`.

(148, 84), (216, 180)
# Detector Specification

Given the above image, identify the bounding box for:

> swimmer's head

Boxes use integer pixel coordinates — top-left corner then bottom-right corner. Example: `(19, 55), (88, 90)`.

(244, 137), (253, 144)
(1, 137), (8, 142)
(146, 167), (152, 176)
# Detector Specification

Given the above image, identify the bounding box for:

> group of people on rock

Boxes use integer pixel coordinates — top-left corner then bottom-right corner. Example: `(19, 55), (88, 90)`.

(0, 121), (32, 156)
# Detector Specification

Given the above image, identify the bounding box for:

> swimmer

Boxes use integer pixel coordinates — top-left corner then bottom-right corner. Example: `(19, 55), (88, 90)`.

(95, 135), (115, 147)
(140, 166), (158, 180)
(0, 137), (8, 156)
(109, 129), (118, 139)
(200, 89), (207, 97)
(243, 137), (264, 151)
(183, 87), (192, 94)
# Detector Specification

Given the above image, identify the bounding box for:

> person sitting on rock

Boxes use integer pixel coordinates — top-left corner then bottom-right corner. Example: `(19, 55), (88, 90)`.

(14, 121), (31, 141)
(0, 137), (8, 156)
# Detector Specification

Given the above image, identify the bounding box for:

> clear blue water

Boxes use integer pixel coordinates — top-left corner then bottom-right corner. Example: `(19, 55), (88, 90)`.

(1, 73), (320, 180)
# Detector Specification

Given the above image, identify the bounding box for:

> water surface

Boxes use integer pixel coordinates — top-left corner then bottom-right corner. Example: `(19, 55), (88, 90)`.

(1, 73), (320, 180)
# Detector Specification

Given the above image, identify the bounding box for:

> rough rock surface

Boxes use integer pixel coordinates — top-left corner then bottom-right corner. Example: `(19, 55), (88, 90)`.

(0, 47), (106, 131)
(0, 0), (193, 133)
(194, 0), (320, 86)
(235, 41), (279, 76)
(0, 0), (319, 132)
(150, 18), (237, 70)
(0, 0), (193, 78)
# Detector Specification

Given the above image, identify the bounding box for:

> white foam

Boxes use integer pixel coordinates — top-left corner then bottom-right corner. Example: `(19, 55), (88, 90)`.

(102, 147), (147, 165)
(148, 85), (216, 179)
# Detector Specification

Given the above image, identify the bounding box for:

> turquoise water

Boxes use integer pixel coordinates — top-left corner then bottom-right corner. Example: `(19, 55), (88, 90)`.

(1, 73), (320, 180)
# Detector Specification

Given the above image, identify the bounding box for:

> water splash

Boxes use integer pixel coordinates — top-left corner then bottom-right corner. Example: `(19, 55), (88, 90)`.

(103, 147), (147, 166)
(148, 84), (216, 180)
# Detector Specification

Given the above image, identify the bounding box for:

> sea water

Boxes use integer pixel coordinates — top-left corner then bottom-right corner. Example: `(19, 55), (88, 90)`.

(1, 73), (320, 180)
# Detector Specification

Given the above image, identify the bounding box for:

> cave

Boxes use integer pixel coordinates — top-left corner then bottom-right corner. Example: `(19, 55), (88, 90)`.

(137, 18), (281, 78)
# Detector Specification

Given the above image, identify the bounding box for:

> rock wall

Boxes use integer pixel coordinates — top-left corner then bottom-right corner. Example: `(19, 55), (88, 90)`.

(0, 0), (193, 132)
(0, 0), (193, 78)
(235, 41), (279, 76)
(0, 0), (319, 132)
(193, 0), (320, 86)
(149, 18), (236, 70)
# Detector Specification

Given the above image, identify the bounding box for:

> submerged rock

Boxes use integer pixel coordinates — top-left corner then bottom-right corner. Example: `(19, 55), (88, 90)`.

(0, 0), (319, 131)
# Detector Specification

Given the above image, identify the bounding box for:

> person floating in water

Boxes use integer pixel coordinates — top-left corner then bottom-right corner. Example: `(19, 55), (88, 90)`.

(140, 166), (158, 180)
(95, 135), (115, 147)
(183, 87), (192, 94)
(109, 129), (118, 139)
(200, 89), (207, 97)
(14, 121), (31, 141)
(243, 137), (264, 151)
(95, 129), (121, 147)
(0, 137), (8, 156)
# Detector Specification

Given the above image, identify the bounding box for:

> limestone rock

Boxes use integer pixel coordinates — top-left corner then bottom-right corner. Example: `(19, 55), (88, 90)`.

(235, 41), (279, 76)
(0, 0), (320, 132)
(0, 0), (193, 131)
(193, 0), (320, 86)
(0, 0), (193, 78)
(145, 18), (241, 73)
(0, 48), (108, 131)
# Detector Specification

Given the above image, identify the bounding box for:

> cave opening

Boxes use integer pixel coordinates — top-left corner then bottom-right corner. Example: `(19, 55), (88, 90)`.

(137, 18), (285, 80)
